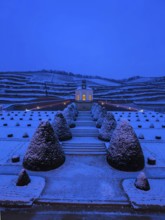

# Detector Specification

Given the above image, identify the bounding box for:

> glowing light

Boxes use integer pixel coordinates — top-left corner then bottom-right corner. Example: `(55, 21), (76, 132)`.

(139, 109), (144, 112)
(37, 106), (40, 109)
(82, 94), (86, 101)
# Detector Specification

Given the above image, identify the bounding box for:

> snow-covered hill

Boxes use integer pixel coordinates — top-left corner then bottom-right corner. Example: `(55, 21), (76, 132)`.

(0, 71), (165, 107)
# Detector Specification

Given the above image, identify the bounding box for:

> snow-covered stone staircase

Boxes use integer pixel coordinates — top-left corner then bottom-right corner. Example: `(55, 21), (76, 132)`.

(62, 111), (107, 155)
(62, 142), (106, 155)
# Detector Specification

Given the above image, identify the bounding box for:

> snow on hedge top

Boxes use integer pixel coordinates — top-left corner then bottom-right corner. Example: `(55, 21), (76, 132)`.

(98, 112), (116, 141)
(107, 119), (145, 171)
(52, 111), (72, 141)
(23, 121), (65, 171)
(134, 172), (150, 191)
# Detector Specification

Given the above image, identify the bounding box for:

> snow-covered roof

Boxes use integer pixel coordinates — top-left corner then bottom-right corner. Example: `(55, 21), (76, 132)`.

(76, 87), (93, 91)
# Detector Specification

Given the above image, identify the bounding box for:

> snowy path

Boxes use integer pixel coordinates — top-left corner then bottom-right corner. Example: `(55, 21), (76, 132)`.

(0, 110), (165, 209)
(62, 111), (107, 155)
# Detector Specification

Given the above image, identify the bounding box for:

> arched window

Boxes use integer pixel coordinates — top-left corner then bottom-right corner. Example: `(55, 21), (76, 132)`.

(82, 94), (86, 101)
(89, 95), (92, 101)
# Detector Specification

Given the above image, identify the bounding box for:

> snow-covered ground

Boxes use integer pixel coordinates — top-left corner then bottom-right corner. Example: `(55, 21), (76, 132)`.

(1, 72), (165, 105)
(123, 179), (165, 210)
(0, 175), (45, 206)
(0, 109), (165, 211)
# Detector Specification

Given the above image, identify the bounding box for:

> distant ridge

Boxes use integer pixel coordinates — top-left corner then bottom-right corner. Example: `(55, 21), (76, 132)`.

(0, 71), (165, 105)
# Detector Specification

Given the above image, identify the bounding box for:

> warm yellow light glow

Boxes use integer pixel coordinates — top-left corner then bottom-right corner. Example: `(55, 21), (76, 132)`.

(82, 94), (86, 101)
(89, 95), (92, 101)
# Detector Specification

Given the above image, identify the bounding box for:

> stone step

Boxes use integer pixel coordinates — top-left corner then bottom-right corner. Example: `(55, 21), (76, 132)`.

(78, 115), (91, 117)
(78, 117), (92, 120)
(76, 122), (95, 126)
(63, 146), (105, 150)
(72, 131), (98, 134)
(62, 142), (104, 146)
(72, 133), (98, 137)
(63, 148), (105, 152)
(79, 111), (90, 114)
(64, 151), (106, 155)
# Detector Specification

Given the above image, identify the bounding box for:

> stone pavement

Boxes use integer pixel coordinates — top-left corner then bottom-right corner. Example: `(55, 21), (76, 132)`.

(0, 111), (165, 213)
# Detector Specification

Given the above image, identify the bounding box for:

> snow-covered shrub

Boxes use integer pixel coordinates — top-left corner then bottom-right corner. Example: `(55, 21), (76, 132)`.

(91, 103), (99, 117)
(8, 134), (13, 138)
(134, 172), (150, 191)
(70, 102), (79, 117)
(93, 105), (102, 121)
(96, 107), (107, 128)
(12, 155), (20, 163)
(23, 121), (65, 171)
(149, 123), (154, 128)
(98, 112), (116, 141)
(67, 105), (76, 120)
(16, 169), (31, 186)
(91, 103), (97, 115)
(52, 111), (72, 141)
(107, 120), (145, 171)
(63, 107), (76, 128)
(22, 132), (29, 138)
(147, 156), (156, 165)
(138, 133), (144, 139)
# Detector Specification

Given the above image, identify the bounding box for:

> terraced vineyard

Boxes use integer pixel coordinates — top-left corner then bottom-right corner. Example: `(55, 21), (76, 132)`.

(0, 72), (165, 112)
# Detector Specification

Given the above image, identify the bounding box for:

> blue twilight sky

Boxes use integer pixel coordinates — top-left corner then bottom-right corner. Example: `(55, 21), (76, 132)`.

(0, 0), (165, 79)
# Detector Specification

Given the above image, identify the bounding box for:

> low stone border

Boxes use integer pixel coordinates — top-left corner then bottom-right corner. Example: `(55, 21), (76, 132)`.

(0, 175), (45, 207)
(123, 179), (165, 210)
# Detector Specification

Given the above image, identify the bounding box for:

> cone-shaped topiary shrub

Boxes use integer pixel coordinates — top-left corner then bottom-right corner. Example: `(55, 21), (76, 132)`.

(16, 169), (31, 186)
(98, 112), (116, 141)
(52, 111), (72, 141)
(91, 103), (99, 117)
(70, 103), (79, 116)
(23, 121), (65, 171)
(96, 107), (107, 128)
(107, 120), (145, 171)
(93, 105), (102, 121)
(134, 172), (150, 191)
(67, 105), (76, 120)
(63, 107), (76, 128)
